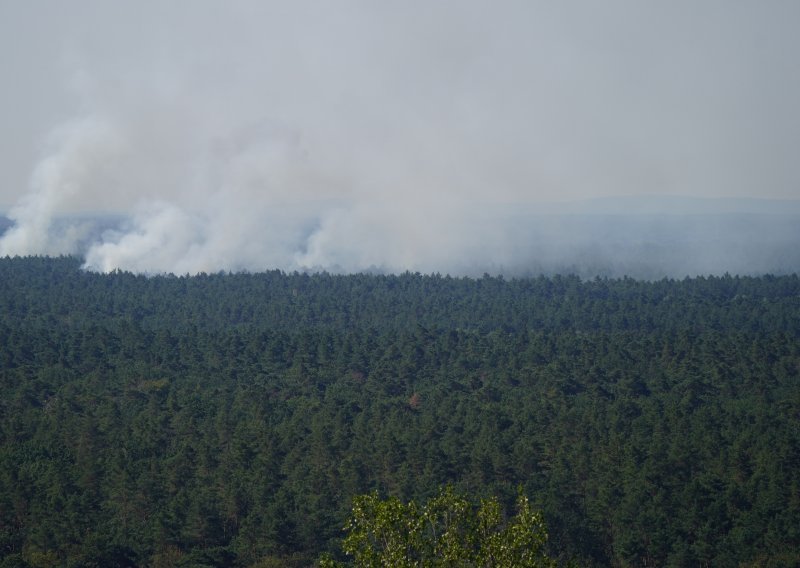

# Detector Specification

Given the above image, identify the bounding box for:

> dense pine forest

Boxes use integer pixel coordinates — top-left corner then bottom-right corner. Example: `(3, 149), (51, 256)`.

(1, 256), (799, 566)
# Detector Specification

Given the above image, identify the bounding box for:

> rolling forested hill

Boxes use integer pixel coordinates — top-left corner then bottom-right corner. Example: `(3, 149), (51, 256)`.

(1, 256), (799, 566)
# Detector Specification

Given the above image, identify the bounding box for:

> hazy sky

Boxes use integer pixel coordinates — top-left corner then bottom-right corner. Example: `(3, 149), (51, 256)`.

(1, 1), (799, 274)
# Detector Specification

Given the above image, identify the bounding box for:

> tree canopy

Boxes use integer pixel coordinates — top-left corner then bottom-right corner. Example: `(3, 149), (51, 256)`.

(0, 257), (798, 566)
(321, 486), (555, 567)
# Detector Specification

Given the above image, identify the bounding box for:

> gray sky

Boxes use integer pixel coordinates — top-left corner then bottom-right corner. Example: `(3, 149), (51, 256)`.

(1, 1), (799, 274)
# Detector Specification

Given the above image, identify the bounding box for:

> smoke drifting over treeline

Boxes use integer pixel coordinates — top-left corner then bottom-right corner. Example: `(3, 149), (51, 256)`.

(1, 2), (799, 277)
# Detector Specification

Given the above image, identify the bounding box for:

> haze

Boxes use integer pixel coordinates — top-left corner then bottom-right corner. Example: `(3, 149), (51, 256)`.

(1, 1), (799, 276)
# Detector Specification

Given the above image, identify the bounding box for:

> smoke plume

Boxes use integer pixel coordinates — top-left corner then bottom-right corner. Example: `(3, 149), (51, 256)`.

(1, 1), (799, 277)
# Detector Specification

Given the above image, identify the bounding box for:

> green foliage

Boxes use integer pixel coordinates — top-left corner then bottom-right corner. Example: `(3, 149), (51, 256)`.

(321, 487), (554, 567)
(1, 257), (799, 566)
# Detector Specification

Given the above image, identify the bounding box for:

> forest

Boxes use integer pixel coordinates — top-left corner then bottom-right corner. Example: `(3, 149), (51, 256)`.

(0, 256), (799, 566)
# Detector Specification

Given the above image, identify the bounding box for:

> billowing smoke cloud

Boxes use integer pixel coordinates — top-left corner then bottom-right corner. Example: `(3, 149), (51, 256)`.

(0, 116), (124, 256)
(1, 1), (799, 277)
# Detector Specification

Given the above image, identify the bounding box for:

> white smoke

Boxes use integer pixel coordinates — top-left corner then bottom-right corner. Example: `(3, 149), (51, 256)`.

(2, 99), (799, 277)
(0, 116), (124, 256)
(83, 201), (201, 273)
(0, 58), (521, 275)
(1, 1), (799, 276)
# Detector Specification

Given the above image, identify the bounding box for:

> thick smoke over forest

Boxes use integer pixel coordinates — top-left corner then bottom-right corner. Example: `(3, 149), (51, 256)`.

(0, 106), (797, 278)
(1, 1), (799, 277)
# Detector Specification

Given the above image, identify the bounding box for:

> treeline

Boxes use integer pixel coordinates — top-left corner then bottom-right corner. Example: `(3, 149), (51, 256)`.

(0, 256), (799, 566)
(2, 256), (799, 335)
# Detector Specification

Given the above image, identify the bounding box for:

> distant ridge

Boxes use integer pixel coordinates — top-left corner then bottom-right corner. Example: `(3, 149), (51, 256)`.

(491, 195), (800, 216)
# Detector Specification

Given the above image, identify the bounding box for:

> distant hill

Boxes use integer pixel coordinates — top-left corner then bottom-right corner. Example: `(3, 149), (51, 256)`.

(451, 196), (800, 278)
(524, 195), (800, 215)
